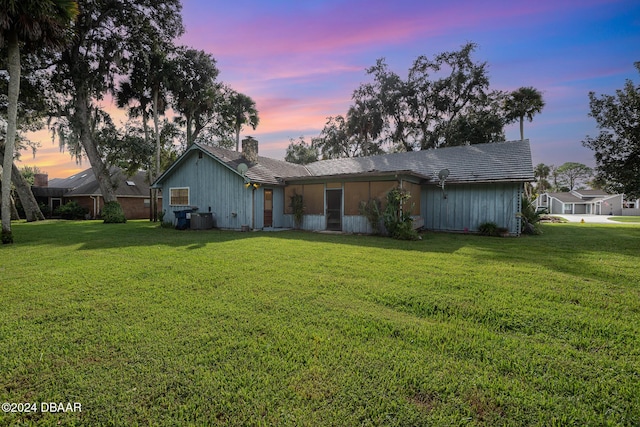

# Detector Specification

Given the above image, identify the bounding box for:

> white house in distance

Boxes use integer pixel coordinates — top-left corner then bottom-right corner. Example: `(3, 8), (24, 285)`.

(535, 189), (623, 216)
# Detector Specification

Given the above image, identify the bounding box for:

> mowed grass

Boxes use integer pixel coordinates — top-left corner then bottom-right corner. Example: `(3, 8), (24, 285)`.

(609, 216), (640, 223)
(1, 221), (639, 426)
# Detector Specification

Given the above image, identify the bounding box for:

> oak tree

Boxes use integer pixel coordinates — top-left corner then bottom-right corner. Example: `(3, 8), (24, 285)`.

(583, 63), (640, 199)
(49, 0), (183, 220)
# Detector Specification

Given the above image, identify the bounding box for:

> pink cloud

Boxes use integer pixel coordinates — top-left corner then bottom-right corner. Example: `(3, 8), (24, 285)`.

(182, 0), (611, 61)
(19, 0), (635, 176)
(18, 144), (85, 179)
(254, 94), (347, 133)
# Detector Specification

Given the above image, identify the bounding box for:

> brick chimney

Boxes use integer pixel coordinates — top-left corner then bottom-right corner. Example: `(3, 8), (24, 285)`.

(34, 173), (49, 187)
(242, 137), (258, 164)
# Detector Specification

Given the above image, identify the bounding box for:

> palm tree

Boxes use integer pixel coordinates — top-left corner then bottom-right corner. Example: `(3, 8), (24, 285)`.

(117, 42), (172, 178)
(167, 48), (221, 147)
(0, 0), (78, 243)
(505, 86), (545, 140)
(225, 91), (259, 152)
(534, 163), (551, 193)
(117, 47), (173, 221)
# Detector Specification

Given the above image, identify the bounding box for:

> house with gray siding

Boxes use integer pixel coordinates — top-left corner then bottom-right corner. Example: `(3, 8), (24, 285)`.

(152, 138), (534, 235)
(535, 190), (623, 216)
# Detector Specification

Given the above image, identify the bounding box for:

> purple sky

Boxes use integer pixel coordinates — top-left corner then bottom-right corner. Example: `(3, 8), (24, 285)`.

(21, 0), (640, 178)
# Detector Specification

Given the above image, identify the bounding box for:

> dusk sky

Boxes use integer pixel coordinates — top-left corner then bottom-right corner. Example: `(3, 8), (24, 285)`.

(19, 0), (640, 178)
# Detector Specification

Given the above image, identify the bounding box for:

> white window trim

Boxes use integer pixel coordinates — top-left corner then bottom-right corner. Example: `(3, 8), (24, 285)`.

(169, 187), (190, 206)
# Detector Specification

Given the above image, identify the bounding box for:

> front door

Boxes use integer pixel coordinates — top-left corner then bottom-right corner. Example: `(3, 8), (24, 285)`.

(264, 189), (273, 228)
(326, 189), (342, 231)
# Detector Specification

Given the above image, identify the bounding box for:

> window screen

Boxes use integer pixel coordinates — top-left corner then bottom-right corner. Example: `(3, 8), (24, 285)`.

(303, 184), (325, 215)
(344, 182), (370, 215)
(170, 188), (189, 205)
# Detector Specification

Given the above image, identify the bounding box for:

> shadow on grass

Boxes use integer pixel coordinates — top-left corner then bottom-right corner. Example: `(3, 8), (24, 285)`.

(10, 220), (640, 269)
(11, 220), (470, 254)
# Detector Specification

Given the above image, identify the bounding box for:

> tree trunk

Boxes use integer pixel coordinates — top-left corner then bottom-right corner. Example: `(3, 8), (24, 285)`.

(152, 88), (161, 221)
(2, 32), (20, 243)
(235, 126), (240, 152)
(12, 163), (45, 221)
(186, 114), (193, 146)
(0, 149), (44, 221)
(75, 90), (118, 204)
(152, 89), (161, 178)
(0, 178), (20, 220)
(519, 116), (524, 140)
(10, 194), (19, 220)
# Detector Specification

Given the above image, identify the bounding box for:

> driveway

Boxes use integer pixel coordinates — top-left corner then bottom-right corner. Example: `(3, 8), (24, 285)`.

(554, 214), (620, 223)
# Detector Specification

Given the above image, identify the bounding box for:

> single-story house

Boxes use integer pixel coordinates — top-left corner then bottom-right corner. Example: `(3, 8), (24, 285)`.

(31, 167), (159, 220)
(535, 190), (623, 216)
(152, 137), (534, 235)
(622, 198), (640, 216)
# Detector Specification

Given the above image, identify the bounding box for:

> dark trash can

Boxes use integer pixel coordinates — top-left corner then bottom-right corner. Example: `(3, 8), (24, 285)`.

(174, 209), (192, 230)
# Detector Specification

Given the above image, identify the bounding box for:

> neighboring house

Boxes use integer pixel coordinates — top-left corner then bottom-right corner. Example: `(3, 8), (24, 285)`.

(31, 167), (158, 220)
(622, 198), (640, 216)
(153, 137), (534, 235)
(535, 190), (623, 215)
(624, 199), (638, 209)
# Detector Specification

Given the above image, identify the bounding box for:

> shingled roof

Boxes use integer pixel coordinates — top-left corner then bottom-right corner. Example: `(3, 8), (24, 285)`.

(546, 192), (585, 203)
(155, 139), (533, 187)
(196, 144), (310, 185)
(302, 139), (533, 183)
(547, 190), (619, 203)
(48, 167), (151, 197)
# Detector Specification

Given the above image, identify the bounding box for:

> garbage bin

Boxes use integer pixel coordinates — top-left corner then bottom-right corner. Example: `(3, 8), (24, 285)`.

(174, 209), (192, 230)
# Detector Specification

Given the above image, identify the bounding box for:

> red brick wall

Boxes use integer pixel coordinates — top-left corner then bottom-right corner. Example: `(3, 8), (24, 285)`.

(65, 196), (161, 220)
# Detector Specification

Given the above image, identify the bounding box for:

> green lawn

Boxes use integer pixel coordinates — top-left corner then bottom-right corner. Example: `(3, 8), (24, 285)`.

(1, 221), (639, 426)
(608, 216), (640, 223)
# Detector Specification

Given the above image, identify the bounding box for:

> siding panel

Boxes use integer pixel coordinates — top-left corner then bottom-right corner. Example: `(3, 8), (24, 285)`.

(272, 188), (286, 228)
(343, 216), (372, 234)
(423, 183), (522, 234)
(282, 214), (325, 231)
(160, 152), (252, 229)
(302, 215), (325, 231)
(253, 187), (264, 229)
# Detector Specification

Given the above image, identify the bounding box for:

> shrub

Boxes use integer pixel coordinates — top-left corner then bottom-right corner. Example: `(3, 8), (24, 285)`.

(101, 201), (126, 223)
(478, 221), (498, 236)
(394, 219), (420, 240)
(359, 198), (383, 234)
(290, 193), (304, 229)
(157, 210), (174, 228)
(518, 196), (542, 235)
(38, 202), (51, 218)
(383, 188), (419, 240)
(55, 201), (88, 220)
